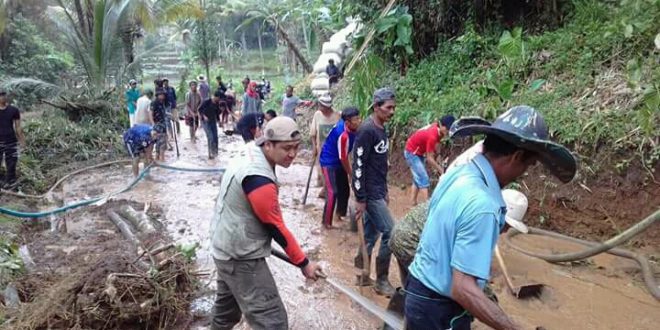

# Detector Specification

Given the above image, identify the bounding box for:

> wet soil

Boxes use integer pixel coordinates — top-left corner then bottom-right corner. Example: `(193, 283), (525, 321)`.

(6, 121), (659, 329)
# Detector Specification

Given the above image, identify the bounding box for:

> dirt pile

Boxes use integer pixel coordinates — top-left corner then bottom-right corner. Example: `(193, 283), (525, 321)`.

(1, 200), (198, 330)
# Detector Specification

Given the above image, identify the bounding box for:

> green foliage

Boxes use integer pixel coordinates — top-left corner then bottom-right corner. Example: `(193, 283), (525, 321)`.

(0, 238), (23, 287)
(344, 0), (660, 170)
(0, 15), (73, 83)
(18, 109), (125, 192)
(191, 15), (221, 81)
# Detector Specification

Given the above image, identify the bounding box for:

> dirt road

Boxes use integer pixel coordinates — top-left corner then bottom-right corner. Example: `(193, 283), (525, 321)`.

(56, 126), (658, 329)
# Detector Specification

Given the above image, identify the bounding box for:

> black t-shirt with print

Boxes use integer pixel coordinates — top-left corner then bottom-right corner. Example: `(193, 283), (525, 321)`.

(0, 105), (20, 142)
(352, 116), (389, 202)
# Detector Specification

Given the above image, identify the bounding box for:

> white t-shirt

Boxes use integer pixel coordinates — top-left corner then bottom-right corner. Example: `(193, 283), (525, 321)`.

(135, 95), (152, 125)
(310, 109), (340, 150)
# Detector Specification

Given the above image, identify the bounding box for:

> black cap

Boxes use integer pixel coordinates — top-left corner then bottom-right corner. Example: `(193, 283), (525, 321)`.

(213, 90), (224, 98)
(0, 90), (7, 96)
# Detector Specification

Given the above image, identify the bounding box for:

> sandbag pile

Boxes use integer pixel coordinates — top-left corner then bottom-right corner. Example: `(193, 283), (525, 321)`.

(310, 21), (360, 97)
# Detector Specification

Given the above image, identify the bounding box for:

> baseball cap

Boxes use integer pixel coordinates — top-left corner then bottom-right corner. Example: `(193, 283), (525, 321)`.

(256, 117), (302, 146)
(318, 94), (333, 107)
(374, 87), (395, 104)
(129, 79), (137, 85)
(440, 115), (455, 128)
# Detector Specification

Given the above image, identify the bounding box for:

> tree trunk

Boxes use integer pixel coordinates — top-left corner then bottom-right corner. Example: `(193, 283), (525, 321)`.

(73, 0), (88, 39)
(276, 23), (312, 74)
(258, 27), (264, 74)
(301, 16), (310, 56)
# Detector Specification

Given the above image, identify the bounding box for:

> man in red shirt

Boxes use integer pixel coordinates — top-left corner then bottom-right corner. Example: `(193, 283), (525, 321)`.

(210, 117), (322, 329)
(404, 115), (455, 205)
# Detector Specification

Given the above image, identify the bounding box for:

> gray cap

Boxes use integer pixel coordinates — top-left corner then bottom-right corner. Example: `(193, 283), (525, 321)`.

(373, 87), (395, 104)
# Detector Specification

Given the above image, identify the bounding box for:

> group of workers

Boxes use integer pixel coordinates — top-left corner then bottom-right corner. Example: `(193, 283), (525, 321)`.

(206, 82), (577, 330)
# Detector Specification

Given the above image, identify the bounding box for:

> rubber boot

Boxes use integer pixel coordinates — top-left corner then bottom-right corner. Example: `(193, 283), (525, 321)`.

(374, 256), (396, 297)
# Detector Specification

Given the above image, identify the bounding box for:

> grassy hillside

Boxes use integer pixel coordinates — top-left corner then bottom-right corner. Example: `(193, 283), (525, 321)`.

(337, 0), (659, 176)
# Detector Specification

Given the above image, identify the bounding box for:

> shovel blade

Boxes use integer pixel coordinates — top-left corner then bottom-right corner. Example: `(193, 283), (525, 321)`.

(514, 284), (544, 299)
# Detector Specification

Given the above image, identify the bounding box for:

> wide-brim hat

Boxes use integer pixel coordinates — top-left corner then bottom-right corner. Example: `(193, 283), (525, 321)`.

(450, 105), (577, 183)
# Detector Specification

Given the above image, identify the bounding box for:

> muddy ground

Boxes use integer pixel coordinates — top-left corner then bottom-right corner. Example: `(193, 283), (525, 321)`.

(2, 119), (659, 329)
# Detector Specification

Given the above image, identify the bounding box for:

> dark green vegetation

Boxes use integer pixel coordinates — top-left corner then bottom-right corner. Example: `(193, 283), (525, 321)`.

(337, 0), (659, 176)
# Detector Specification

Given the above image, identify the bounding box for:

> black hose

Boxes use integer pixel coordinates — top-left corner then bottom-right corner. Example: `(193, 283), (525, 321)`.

(505, 227), (660, 300)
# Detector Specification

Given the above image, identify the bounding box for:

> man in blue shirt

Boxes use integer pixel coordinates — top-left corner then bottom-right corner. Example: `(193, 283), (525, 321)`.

(405, 105), (577, 330)
(319, 107), (361, 229)
(123, 124), (160, 176)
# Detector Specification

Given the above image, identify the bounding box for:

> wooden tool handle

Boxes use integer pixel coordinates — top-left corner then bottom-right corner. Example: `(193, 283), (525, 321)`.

(494, 245), (516, 294)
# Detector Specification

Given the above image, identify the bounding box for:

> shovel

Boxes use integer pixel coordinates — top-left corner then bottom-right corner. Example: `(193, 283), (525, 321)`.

(494, 245), (544, 299)
(270, 249), (403, 330)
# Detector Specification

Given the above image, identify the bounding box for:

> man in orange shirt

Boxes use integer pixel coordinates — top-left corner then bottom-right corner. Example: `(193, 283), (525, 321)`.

(403, 115), (455, 205)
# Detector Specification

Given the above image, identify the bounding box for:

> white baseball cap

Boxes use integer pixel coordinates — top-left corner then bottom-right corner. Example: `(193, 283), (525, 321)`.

(502, 189), (529, 233)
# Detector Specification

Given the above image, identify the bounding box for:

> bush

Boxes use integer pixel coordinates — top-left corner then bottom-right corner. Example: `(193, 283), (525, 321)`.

(0, 15), (72, 83)
(18, 109), (125, 192)
(342, 0), (659, 172)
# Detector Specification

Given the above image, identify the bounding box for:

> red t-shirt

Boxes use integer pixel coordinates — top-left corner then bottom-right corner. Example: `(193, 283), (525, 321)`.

(405, 122), (440, 156)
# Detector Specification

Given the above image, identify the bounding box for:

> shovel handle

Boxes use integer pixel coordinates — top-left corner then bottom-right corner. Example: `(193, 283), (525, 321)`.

(494, 245), (517, 295)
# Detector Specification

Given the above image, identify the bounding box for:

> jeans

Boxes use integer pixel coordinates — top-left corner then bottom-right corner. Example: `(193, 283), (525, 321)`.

(211, 258), (287, 330)
(0, 140), (18, 183)
(363, 198), (394, 263)
(204, 121), (219, 157)
(404, 275), (472, 330)
(404, 150), (430, 188)
(321, 166), (349, 226)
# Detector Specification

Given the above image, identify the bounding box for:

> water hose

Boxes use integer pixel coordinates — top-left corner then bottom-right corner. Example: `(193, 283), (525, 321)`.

(506, 209), (659, 263)
(0, 160), (132, 199)
(0, 162), (225, 218)
(504, 224), (660, 300)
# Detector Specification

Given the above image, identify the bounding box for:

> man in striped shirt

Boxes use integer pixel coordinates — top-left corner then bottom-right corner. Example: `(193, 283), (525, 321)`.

(318, 107), (362, 229)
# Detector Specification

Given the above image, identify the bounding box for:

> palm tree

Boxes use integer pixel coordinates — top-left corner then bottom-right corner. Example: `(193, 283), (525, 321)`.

(121, 0), (203, 64)
(235, 0), (313, 73)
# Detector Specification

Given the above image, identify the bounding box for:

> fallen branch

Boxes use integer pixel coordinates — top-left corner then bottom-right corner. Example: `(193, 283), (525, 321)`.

(118, 205), (156, 234)
(106, 210), (140, 248)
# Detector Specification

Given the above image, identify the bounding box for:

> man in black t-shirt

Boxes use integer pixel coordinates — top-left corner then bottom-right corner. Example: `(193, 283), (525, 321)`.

(352, 87), (397, 296)
(0, 90), (25, 189)
(199, 91), (223, 159)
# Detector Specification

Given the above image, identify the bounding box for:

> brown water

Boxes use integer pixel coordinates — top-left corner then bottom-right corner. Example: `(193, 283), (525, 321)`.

(57, 123), (660, 329)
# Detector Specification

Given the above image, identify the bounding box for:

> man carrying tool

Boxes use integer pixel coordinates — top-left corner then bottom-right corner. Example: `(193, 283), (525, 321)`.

(122, 124), (160, 176)
(405, 105), (577, 329)
(310, 94), (339, 198)
(162, 78), (179, 135)
(404, 114), (455, 206)
(319, 107), (361, 229)
(209, 116), (322, 330)
(386, 188), (529, 329)
(150, 89), (168, 161)
(352, 88), (397, 296)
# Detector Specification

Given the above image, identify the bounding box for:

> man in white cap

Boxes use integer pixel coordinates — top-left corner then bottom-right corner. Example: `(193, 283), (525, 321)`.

(209, 116), (323, 330)
(405, 105), (577, 329)
(198, 75), (210, 101)
(309, 94), (339, 195)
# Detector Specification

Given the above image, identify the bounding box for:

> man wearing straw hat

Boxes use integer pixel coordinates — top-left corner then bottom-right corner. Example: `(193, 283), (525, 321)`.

(405, 105), (577, 329)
